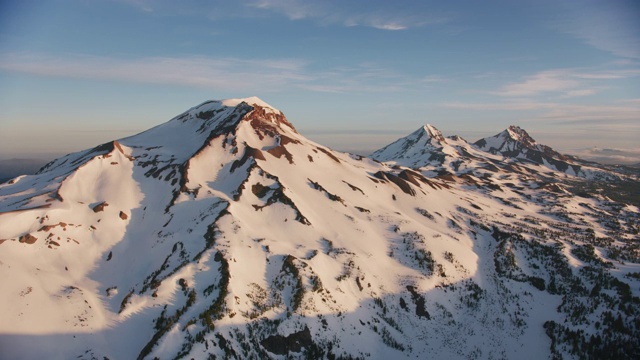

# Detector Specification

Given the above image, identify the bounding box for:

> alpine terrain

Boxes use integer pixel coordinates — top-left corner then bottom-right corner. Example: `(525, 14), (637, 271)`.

(0, 98), (638, 360)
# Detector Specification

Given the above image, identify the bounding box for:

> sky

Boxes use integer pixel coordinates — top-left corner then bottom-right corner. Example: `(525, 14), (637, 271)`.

(0, 0), (639, 164)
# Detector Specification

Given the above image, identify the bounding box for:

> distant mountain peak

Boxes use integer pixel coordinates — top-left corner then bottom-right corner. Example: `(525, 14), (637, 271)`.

(422, 124), (446, 142)
(474, 125), (579, 173)
(504, 125), (537, 148)
(371, 124), (448, 164)
(474, 125), (540, 154)
(370, 124), (464, 169)
(372, 123), (590, 177)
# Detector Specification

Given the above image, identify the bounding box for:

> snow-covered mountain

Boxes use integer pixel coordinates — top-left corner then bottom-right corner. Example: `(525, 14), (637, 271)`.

(474, 125), (583, 174)
(373, 124), (625, 182)
(1, 98), (639, 360)
(370, 124), (496, 176)
(371, 124), (456, 168)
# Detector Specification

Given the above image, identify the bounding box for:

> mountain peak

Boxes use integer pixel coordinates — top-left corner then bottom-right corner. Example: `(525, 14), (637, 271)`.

(188, 96), (282, 120)
(219, 96), (277, 111)
(371, 124), (451, 166)
(474, 125), (575, 171)
(422, 124), (446, 142)
(504, 125), (536, 147)
(474, 125), (538, 154)
(169, 96), (296, 138)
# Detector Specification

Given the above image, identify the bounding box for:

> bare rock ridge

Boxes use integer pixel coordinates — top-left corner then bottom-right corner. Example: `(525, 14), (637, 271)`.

(0, 97), (638, 360)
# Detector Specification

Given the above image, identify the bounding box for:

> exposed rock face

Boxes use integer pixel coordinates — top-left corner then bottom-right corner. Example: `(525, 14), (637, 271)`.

(245, 104), (298, 134)
(18, 234), (37, 244)
(92, 202), (108, 212)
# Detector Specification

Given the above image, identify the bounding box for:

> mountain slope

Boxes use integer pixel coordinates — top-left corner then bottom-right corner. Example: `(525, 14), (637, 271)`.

(1, 99), (639, 360)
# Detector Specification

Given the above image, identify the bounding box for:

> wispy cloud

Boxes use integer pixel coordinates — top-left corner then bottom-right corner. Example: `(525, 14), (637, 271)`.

(499, 56), (538, 63)
(560, 89), (598, 98)
(557, 1), (640, 59)
(297, 66), (407, 93)
(494, 67), (640, 98)
(574, 69), (640, 79)
(247, 0), (449, 30)
(617, 98), (640, 104)
(113, 0), (151, 12)
(496, 70), (580, 97)
(442, 101), (640, 125)
(421, 75), (448, 84)
(249, 0), (320, 20)
(443, 102), (551, 111)
(115, 0), (437, 30)
(0, 52), (309, 90)
(0, 52), (420, 94)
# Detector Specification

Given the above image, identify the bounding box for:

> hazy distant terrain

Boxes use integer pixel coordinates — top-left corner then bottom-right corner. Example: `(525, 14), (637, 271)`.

(568, 147), (640, 166)
(0, 158), (51, 183)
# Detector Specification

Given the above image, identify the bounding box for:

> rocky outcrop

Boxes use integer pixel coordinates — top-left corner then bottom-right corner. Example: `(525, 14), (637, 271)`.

(92, 202), (108, 212)
(18, 234), (38, 244)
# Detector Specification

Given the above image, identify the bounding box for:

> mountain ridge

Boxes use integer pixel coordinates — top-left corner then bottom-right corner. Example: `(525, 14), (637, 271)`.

(0, 97), (638, 360)
(372, 123), (614, 180)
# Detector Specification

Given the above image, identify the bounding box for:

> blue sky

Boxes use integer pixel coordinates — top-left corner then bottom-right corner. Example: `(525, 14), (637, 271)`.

(1, 0), (639, 163)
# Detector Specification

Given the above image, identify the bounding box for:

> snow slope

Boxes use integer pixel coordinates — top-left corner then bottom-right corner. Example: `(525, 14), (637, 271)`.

(0, 98), (638, 360)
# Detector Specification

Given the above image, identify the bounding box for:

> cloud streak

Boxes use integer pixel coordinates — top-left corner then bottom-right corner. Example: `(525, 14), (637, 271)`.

(443, 101), (640, 127)
(0, 52), (416, 94)
(557, 1), (640, 59)
(496, 70), (580, 97)
(494, 67), (640, 98)
(0, 52), (309, 90)
(247, 0), (448, 30)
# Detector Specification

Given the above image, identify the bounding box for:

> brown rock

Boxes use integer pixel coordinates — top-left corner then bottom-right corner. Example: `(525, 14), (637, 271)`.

(267, 145), (294, 164)
(39, 225), (55, 232)
(92, 202), (108, 212)
(119, 211), (128, 220)
(19, 234), (38, 244)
